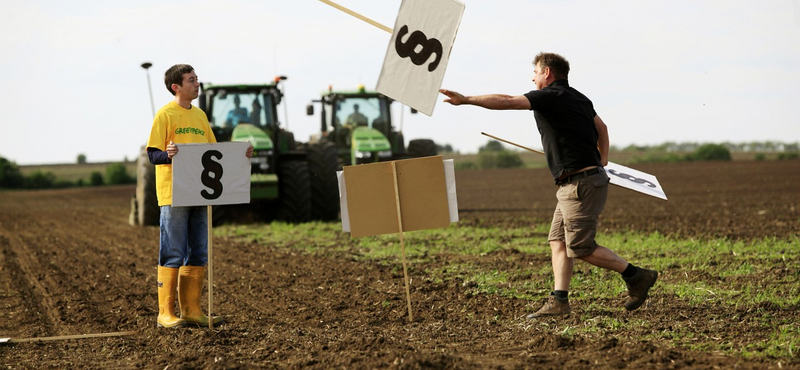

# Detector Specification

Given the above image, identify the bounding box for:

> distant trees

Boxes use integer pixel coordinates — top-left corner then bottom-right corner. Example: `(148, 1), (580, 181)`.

(436, 143), (455, 154)
(90, 172), (104, 186)
(0, 155), (134, 189)
(456, 140), (525, 171)
(479, 140), (505, 152)
(688, 144), (732, 161)
(77, 153), (87, 164)
(0, 157), (24, 188)
(105, 163), (134, 185)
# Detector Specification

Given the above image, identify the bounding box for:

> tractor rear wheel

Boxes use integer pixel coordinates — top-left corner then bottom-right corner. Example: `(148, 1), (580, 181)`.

(277, 159), (312, 223)
(307, 139), (340, 221)
(407, 139), (438, 158)
(131, 147), (159, 226)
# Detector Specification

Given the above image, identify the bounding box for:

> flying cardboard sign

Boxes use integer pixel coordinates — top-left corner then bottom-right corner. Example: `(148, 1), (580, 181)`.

(172, 142), (251, 207)
(375, 0), (465, 116)
(481, 132), (668, 201)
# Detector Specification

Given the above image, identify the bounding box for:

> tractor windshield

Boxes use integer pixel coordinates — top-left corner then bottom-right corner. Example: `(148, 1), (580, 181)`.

(210, 92), (277, 128)
(334, 97), (387, 131)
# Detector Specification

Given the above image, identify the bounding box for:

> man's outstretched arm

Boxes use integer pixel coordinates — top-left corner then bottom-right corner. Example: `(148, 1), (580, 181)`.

(440, 89), (531, 110)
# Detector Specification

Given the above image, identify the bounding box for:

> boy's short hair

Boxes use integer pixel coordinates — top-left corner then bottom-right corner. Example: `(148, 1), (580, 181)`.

(533, 53), (570, 79)
(164, 64), (194, 96)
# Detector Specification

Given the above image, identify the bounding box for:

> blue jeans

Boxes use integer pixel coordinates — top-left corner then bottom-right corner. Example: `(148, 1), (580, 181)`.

(159, 205), (208, 267)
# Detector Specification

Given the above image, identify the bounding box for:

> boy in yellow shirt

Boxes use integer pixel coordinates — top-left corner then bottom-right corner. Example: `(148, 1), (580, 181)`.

(147, 64), (252, 328)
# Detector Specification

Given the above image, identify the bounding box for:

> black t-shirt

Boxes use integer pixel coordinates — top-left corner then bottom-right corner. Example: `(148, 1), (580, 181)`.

(524, 79), (602, 181)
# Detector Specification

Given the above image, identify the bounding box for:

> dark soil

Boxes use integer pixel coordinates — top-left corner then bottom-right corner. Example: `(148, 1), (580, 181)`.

(1, 160), (798, 369)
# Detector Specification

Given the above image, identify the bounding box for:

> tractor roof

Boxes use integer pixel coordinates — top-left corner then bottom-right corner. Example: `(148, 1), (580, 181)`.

(203, 83), (280, 91)
(321, 85), (384, 98)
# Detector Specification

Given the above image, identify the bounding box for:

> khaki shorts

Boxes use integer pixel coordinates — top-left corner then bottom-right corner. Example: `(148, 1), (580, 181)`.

(548, 169), (610, 257)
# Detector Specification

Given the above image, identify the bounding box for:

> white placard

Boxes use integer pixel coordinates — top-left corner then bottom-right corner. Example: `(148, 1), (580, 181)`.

(172, 142), (251, 206)
(604, 162), (668, 200)
(338, 159), (458, 232)
(376, 0), (464, 116)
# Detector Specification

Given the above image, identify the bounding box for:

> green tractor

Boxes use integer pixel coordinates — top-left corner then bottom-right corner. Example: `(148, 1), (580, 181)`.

(305, 85), (438, 167)
(130, 77), (339, 226)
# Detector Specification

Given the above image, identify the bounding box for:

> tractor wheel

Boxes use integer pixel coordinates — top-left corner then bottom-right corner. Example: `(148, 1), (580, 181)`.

(307, 139), (340, 221)
(133, 147), (159, 226)
(277, 159), (312, 223)
(407, 139), (438, 158)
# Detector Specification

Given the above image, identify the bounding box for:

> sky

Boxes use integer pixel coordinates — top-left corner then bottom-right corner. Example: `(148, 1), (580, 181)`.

(1, 0), (799, 165)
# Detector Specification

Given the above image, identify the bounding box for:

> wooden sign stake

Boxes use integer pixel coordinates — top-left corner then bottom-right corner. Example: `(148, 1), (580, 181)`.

(391, 162), (414, 322)
(1, 331), (136, 344)
(207, 205), (214, 329)
(317, 0), (393, 33)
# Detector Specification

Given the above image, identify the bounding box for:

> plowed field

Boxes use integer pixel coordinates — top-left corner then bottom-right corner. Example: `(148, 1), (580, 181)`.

(1, 160), (798, 369)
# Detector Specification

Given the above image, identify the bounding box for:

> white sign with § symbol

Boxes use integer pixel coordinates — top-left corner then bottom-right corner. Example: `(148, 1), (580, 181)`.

(172, 142), (252, 207)
(602, 162), (667, 200)
(376, 0), (465, 116)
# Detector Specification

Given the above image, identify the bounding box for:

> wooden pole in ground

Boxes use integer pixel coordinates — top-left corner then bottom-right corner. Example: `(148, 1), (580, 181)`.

(207, 205), (214, 329)
(391, 162), (413, 322)
(1, 331), (136, 344)
(317, 0), (393, 33)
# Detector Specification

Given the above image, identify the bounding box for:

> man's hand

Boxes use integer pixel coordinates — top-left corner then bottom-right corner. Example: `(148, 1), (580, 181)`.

(166, 141), (178, 159)
(246, 143), (254, 158)
(439, 89), (466, 105)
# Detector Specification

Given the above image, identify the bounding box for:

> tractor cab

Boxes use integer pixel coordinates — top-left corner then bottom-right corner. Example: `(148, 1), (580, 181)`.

(198, 79), (302, 201)
(307, 86), (409, 165)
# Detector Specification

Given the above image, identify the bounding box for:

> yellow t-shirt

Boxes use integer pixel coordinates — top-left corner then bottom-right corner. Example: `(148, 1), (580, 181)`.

(146, 101), (217, 206)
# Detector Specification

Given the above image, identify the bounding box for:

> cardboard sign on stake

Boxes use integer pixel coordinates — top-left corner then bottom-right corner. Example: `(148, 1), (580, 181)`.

(339, 156), (458, 321)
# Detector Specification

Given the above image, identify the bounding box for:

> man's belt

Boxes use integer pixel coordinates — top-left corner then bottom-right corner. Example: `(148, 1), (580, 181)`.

(558, 167), (602, 185)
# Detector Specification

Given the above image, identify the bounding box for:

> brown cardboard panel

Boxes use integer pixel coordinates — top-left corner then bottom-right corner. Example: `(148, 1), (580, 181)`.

(343, 156), (449, 237)
(396, 156), (450, 232)
(343, 162), (399, 237)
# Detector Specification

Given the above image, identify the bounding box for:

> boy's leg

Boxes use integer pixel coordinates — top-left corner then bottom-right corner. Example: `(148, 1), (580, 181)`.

(157, 205), (190, 328)
(179, 206), (223, 327)
(186, 205), (208, 267)
(159, 205), (190, 268)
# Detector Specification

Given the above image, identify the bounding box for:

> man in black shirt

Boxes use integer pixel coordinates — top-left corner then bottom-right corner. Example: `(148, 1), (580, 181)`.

(439, 52), (657, 318)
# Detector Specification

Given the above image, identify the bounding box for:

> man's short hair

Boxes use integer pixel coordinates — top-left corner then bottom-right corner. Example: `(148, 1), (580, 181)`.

(164, 64), (194, 96)
(533, 53), (570, 79)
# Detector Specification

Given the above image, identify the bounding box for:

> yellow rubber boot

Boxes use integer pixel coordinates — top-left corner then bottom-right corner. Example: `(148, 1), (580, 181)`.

(157, 266), (187, 328)
(178, 266), (223, 328)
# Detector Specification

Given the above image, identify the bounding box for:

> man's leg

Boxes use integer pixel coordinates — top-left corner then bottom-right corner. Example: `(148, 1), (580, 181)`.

(551, 240), (573, 291)
(527, 209), (573, 319)
(578, 244), (628, 273)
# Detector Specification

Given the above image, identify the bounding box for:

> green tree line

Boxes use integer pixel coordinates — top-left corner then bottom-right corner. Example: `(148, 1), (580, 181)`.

(0, 156), (134, 190)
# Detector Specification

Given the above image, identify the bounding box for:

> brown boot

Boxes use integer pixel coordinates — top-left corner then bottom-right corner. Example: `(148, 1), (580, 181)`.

(178, 266), (224, 328)
(157, 266), (187, 328)
(526, 295), (571, 319)
(624, 268), (658, 311)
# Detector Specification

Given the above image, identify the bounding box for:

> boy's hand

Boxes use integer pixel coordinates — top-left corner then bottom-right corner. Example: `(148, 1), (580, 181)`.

(166, 141), (178, 159)
(246, 142), (254, 158)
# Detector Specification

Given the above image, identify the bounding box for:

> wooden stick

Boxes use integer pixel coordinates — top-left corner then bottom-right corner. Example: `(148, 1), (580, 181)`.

(317, 0), (393, 34)
(207, 205), (214, 329)
(391, 162), (413, 322)
(481, 132), (544, 155)
(1, 331), (136, 344)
